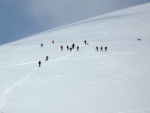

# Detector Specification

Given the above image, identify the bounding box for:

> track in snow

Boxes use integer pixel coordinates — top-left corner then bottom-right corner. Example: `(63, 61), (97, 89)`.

(0, 51), (132, 69)
(0, 52), (74, 111)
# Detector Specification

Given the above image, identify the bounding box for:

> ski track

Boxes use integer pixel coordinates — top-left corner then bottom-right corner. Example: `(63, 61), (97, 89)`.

(0, 51), (132, 69)
(0, 52), (74, 111)
(0, 51), (132, 111)
(0, 67), (38, 111)
(0, 61), (37, 69)
(0, 51), (131, 111)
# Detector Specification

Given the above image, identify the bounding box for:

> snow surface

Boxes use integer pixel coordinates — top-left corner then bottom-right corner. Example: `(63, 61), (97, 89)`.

(0, 3), (150, 113)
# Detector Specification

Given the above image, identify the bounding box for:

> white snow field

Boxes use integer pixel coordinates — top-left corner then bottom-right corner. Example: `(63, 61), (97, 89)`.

(0, 3), (150, 113)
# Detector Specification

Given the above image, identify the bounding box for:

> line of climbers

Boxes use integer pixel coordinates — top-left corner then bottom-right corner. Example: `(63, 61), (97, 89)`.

(39, 38), (142, 67)
(61, 44), (79, 52)
(38, 40), (107, 67)
(96, 46), (107, 52)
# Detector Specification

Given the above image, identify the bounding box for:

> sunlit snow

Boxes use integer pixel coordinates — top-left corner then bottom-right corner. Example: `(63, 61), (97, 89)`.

(0, 3), (150, 113)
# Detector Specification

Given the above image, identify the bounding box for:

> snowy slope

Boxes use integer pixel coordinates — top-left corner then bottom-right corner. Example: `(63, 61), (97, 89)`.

(0, 3), (150, 113)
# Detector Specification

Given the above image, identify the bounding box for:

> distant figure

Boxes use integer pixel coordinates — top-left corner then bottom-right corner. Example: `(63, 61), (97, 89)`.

(100, 46), (103, 51)
(96, 47), (98, 51)
(38, 60), (41, 67)
(137, 38), (141, 41)
(104, 47), (107, 51)
(84, 40), (87, 45)
(72, 43), (75, 49)
(41, 43), (44, 48)
(52, 40), (54, 44)
(77, 46), (79, 51)
(61, 45), (63, 51)
(45, 56), (49, 61)
(70, 47), (72, 52)
(67, 45), (69, 50)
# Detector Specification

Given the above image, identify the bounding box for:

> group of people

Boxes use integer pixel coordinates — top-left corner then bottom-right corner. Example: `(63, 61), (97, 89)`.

(38, 55), (49, 67)
(38, 38), (143, 67)
(61, 43), (80, 52)
(38, 56), (49, 67)
(96, 46), (107, 52)
(38, 40), (108, 67)
(137, 38), (142, 41)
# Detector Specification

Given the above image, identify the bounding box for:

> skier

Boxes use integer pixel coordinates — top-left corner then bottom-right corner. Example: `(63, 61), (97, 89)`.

(45, 56), (49, 61)
(84, 40), (87, 45)
(96, 47), (98, 51)
(61, 45), (63, 51)
(100, 46), (103, 51)
(77, 46), (79, 51)
(38, 60), (41, 67)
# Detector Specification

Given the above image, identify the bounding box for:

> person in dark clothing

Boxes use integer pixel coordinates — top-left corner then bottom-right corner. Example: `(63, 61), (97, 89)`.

(104, 47), (107, 51)
(96, 47), (98, 51)
(72, 43), (75, 49)
(84, 40), (87, 45)
(77, 46), (79, 51)
(70, 47), (72, 52)
(45, 56), (49, 61)
(67, 45), (69, 50)
(100, 46), (103, 51)
(52, 40), (54, 44)
(61, 45), (63, 51)
(38, 61), (41, 67)
(41, 43), (44, 48)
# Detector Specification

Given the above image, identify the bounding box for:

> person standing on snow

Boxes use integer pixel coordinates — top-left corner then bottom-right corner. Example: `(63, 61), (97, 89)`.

(70, 47), (72, 52)
(84, 40), (87, 45)
(38, 61), (42, 67)
(45, 56), (49, 61)
(41, 43), (43, 48)
(67, 45), (69, 51)
(71, 43), (75, 49)
(105, 46), (107, 52)
(52, 40), (54, 44)
(61, 45), (63, 51)
(100, 46), (103, 51)
(77, 46), (79, 51)
(96, 47), (98, 51)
